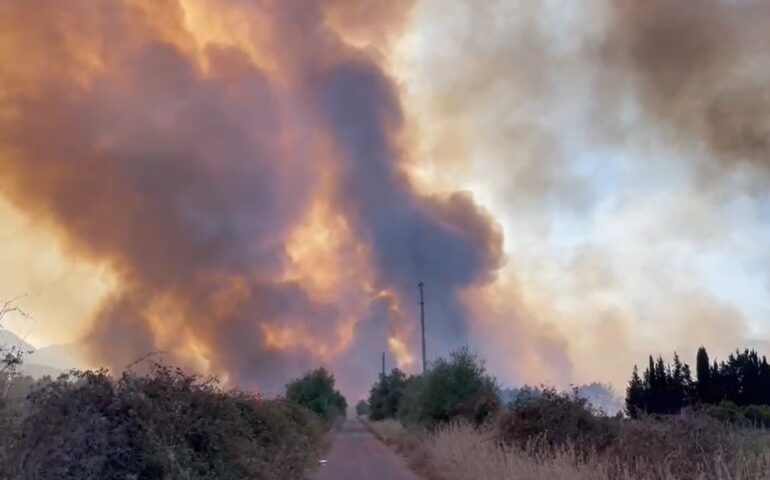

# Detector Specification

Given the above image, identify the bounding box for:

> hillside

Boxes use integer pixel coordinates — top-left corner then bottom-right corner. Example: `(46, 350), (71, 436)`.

(0, 329), (82, 378)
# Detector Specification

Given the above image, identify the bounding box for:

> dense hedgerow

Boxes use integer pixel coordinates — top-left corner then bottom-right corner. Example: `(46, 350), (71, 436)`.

(0, 365), (324, 480)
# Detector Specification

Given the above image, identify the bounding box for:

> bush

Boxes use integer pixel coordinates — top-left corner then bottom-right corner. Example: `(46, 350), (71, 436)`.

(402, 347), (500, 427)
(285, 367), (347, 424)
(3, 365), (324, 480)
(742, 404), (770, 427)
(0, 372), (30, 478)
(368, 368), (408, 421)
(701, 401), (770, 428)
(609, 414), (746, 477)
(704, 400), (748, 425)
(497, 386), (618, 453)
(496, 388), (770, 479)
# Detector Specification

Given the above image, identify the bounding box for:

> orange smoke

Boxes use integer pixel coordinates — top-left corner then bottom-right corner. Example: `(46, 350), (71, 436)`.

(0, 0), (504, 395)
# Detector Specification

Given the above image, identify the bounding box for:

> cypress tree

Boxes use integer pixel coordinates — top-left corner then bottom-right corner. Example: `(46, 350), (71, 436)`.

(671, 353), (685, 412)
(696, 346), (711, 404)
(645, 356), (655, 387)
(682, 362), (694, 406)
(711, 360), (723, 404)
(626, 365), (645, 418)
(626, 347), (770, 415)
(654, 356), (667, 413)
(760, 356), (770, 404)
(743, 350), (761, 405)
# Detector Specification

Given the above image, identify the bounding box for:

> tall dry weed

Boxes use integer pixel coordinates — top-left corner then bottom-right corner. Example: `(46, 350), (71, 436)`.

(421, 422), (770, 480)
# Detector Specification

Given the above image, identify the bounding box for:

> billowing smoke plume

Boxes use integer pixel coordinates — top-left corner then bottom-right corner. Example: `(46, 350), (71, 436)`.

(401, 0), (770, 387)
(3, 0), (767, 394)
(0, 0), (503, 394)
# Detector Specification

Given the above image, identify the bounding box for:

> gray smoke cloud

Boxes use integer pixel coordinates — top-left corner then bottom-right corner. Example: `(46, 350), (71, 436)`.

(400, 0), (770, 387)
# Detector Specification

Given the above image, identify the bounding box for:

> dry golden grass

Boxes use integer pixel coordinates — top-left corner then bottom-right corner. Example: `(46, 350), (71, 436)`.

(417, 422), (770, 480)
(424, 422), (612, 480)
(367, 419), (410, 446)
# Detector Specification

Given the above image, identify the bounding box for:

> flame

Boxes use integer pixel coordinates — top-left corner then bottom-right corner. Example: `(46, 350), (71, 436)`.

(177, 0), (279, 75)
(388, 335), (414, 368)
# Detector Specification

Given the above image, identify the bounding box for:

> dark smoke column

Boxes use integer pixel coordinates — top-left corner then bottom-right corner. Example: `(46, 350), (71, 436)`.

(310, 52), (504, 363)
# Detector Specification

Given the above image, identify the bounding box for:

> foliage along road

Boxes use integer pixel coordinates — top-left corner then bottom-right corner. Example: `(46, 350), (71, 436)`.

(312, 418), (423, 480)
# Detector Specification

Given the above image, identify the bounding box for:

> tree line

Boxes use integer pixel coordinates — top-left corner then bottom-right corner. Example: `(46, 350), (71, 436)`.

(626, 347), (770, 418)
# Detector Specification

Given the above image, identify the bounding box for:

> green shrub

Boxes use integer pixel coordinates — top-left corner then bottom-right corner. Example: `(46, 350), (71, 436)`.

(704, 400), (747, 426)
(703, 401), (770, 428)
(497, 386), (618, 452)
(401, 347), (500, 427)
(285, 367), (347, 424)
(742, 404), (770, 427)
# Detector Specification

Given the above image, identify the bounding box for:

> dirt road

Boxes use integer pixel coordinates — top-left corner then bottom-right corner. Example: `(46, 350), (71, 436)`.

(312, 418), (423, 480)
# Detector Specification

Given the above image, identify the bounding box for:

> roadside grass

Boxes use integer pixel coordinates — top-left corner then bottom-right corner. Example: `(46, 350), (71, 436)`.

(425, 422), (611, 480)
(367, 418), (410, 447)
(425, 421), (770, 480)
(368, 419), (770, 480)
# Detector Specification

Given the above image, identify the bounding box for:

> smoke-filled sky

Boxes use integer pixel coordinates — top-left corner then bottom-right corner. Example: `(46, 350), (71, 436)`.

(1, 0), (769, 397)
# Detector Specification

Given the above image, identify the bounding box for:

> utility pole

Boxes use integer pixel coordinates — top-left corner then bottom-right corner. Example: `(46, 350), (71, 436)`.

(419, 281), (426, 374)
(382, 351), (386, 378)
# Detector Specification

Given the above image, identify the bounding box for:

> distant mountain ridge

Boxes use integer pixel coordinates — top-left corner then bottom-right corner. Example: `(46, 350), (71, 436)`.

(0, 329), (85, 378)
(0, 329), (35, 354)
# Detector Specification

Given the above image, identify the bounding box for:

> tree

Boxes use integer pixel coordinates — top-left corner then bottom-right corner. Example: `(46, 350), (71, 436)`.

(668, 352), (692, 412)
(285, 368), (347, 423)
(705, 349), (770, 406)
(368, 368), (408, 421)
(355, 399), (370, 417)
(696, 346), (710, 404)
(0, 299), (29, 478)
(625, 352), (694, 415)
(396, 375), (425, 425)
(625, 365), (645, 418)
(404, 347), (500, 426)
(626, 346), (770, 417)
(760, 357), (770, 403)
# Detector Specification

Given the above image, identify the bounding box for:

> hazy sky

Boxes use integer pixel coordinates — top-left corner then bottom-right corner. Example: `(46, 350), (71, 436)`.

(1, 0), (768, 396)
